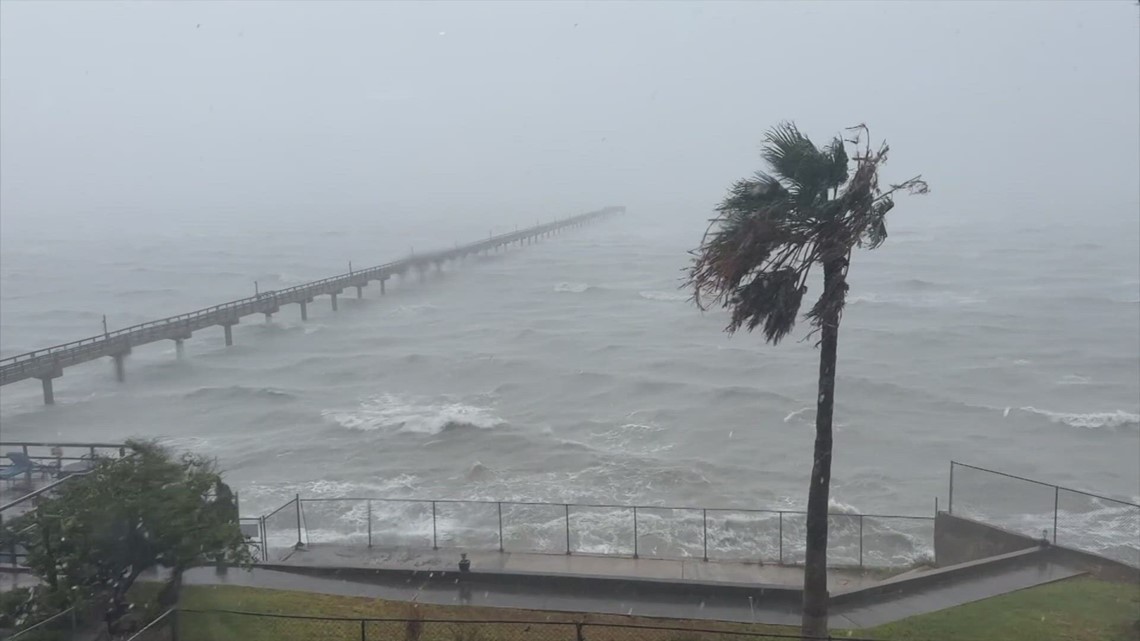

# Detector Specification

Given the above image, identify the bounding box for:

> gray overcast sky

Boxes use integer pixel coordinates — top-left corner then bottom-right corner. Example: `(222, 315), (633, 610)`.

(1, 1), (1137, 229)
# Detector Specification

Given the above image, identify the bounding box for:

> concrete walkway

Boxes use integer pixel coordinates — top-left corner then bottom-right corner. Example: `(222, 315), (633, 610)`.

(182, 545), (1085, 629)
(276, 544), (880, 592)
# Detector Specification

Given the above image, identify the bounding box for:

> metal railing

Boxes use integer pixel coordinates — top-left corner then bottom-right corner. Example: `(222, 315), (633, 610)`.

(0, 441), (126, 469)
(0, 442), (126, 508)
(7, 606), (80, 640)
(1, 442), (130, 568)
(254, 496), (934, 569)
(140, 608), (884, 641)
(949, 460), (1140, 567)
(1, 470), (97, 568)
(0, 207), (622, 384)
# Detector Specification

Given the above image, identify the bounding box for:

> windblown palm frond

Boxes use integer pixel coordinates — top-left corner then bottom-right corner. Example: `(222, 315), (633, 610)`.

(760, 123), (847, 209)
(688, 122), (927, 343)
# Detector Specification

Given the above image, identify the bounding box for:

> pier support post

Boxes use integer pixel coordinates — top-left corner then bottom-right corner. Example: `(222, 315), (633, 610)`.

(299, 300), (308, 321)
(223, 323), (235, 346)
(331, 293), (338, 311)
(35, 363), (63, 405)
(40, 377), (56, 405)
(356, 285), (364, 299)
(112, 353), (127, 382)
(380, 279), (386, 296)
(170, 332), (191, 359)
(264, 312), (273, 323)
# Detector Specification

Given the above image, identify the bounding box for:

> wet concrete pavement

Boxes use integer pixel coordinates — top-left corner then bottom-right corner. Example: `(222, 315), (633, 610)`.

(184, 546), (1086, 629)
(275, 544), (879, 592)
(186, 565), (807, 626)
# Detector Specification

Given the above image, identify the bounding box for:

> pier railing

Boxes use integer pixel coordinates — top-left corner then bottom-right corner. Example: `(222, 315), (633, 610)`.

(255, 495), (934, 569)
(949, 461), (1140, 567)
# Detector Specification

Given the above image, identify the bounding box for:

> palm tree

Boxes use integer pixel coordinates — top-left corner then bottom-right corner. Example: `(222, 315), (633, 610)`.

(687, 123), (927, 637)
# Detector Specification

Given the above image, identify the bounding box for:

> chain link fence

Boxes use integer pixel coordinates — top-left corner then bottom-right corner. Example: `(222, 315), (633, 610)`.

(138, 609), (884, 641)
(248, 497), (933, 569)
(949, 461), (1140, 567)
(261, 496), (302, 561)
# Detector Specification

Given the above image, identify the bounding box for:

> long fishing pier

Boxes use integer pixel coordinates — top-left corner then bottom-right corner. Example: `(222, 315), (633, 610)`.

(0, 207), (623, 404)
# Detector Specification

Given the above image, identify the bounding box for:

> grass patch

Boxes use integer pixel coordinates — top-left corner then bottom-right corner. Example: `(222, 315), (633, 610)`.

(868, 576), (1140, 641)
(169, 576), (1139, 641)
(178, 584), (792, 640)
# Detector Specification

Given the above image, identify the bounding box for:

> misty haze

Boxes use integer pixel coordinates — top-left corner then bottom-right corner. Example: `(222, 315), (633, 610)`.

(0, 1), (1137, 638)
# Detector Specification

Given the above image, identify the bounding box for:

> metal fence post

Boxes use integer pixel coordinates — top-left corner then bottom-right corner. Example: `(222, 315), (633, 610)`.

(565, 504), (571, 555)
(295, 494), (302, 548)
(702, 508), (708, 562)
(360, 619), (366, 641)
(633, 507), (639, 559)
(260, 516), (267, 561)
(778, 512), (783, 564)
(497, 502), (504, 552)
(1053, 486), (1059, 544)
(432, 501), (438, 550)
(948, 461), (954, 514)
(367, 500), (372, 548)
(859, 515), (864, 567)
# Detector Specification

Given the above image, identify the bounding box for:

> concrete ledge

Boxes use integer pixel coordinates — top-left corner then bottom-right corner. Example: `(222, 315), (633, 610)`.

(255, 562), (802, 604)
(831, 546), (1045, 603)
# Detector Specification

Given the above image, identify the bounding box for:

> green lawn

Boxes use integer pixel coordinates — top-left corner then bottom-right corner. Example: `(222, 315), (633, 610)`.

(865, 577), (1140, 641)
(172, 576), (1140, 641)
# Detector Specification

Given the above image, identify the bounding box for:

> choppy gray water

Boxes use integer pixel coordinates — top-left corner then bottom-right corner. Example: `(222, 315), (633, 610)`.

(1, 212), (1138, 563)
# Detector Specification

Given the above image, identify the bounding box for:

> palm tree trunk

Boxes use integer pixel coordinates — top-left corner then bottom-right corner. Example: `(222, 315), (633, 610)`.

(801, 257), (843, 638)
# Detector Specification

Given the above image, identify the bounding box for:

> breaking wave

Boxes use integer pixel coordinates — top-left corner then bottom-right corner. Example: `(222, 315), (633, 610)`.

(1017, 406), (1139, 430)
(784, 407), (813, 423)
(322, 393), (505, 435)
(638, 290), (688, 302)
(184, 386), (298, 402)
(554, 282), (590, 293)
(848, 292), (985, 307)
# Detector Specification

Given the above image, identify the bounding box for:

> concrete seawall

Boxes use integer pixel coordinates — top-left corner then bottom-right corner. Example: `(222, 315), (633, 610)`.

(934, 511), (1139, 583)
(934, 511), (1039, 566)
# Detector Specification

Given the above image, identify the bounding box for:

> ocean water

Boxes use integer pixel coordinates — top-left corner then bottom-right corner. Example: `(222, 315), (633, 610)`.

(1, 211), (1138, 563)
